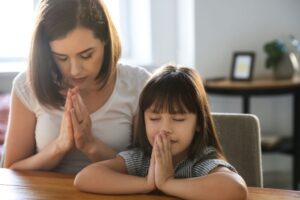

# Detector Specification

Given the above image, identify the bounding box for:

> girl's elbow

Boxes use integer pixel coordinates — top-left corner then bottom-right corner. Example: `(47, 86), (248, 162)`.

(74, 172), (85, 191)
(235, 181), (248, 200)
(231, 175), (248, 200)
(74, 169), (93, 192)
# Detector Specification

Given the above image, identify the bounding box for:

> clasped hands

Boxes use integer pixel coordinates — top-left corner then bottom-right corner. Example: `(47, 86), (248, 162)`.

(146, 133), (175, 193)
(56, 87), (94, 154)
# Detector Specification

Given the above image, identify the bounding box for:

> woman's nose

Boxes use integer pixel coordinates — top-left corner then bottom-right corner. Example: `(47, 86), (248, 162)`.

(70, 59), (82, 75)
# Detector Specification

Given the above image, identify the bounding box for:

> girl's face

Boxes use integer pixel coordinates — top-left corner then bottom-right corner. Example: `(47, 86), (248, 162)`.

(50, 26), (105, 91)
(145, 107), (197, 161)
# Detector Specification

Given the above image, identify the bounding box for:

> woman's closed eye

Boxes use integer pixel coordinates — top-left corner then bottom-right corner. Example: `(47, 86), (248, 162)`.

(80, 51), (94, 59)
(54, 55), (68, 62)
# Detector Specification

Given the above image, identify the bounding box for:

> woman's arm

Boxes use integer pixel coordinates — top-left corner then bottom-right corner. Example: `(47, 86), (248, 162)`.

(69, 89), (117, 162)
(159, 167), (248, 200)
(3, 92), (72, 170)
(74, 156), (155, 194)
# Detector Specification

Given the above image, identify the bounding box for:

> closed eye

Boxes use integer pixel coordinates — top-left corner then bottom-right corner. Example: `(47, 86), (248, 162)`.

(80, 52), (93, 59)
(149, 117), (160, 121)
(173, 118), (185, 122)
(54, 55), (68, 62)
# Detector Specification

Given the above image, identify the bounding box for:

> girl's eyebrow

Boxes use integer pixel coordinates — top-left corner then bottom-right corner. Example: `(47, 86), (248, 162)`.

(51, 47), (95, 56)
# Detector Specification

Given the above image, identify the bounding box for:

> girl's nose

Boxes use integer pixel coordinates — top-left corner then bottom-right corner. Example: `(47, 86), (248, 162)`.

(159, 129), (172, 135)
(160, 121), (172, 135)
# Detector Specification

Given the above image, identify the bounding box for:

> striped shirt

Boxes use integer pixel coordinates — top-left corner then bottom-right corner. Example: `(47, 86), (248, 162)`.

(118, 148), (236, 178)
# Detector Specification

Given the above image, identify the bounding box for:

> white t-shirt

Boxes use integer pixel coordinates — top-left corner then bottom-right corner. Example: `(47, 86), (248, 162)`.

(12, 63), (150, 173)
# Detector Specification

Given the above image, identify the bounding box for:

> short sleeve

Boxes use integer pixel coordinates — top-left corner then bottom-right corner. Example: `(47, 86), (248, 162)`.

(193, 159), (237, 177)
(118, 149), (149, 177)
(12, 71), (37, 112)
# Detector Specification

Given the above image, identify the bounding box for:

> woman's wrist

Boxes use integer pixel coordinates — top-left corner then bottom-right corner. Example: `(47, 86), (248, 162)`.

(54, 138), (72, 156)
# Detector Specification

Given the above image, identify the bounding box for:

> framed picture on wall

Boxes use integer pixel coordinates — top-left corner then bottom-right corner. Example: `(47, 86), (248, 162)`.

(230, 52), (255, 81)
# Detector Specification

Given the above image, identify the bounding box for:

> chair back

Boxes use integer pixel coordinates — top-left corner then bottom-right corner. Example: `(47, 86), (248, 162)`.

(212, 113), (263, 187)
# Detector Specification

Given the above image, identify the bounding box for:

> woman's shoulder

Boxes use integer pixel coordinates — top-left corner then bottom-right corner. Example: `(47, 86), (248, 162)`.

(13, 70), (27, 86)
(117, 63), (151, 81)
(12, 71), (32, 95)
(12, 71), (39, 112)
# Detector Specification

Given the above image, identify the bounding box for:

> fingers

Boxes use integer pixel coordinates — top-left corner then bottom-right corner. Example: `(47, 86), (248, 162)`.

(155, 133), (171, 155)
(65, 89), (72, 111)
(70, 108), (79, 130)
(69, 88), (84, 123)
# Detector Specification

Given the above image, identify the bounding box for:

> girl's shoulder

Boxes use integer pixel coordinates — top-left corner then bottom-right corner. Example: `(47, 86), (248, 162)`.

(192, 147), (237, 176)
(118, 148), (150, 176)
(118, 148), (148, 161)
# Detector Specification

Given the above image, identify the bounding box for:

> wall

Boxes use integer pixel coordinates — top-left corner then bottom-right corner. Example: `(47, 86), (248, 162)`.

(0, 72), (17, 93)
(193, 0), (300, 138)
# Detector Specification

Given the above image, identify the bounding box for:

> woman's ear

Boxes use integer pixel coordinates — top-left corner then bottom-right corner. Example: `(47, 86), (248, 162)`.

(196, 125), (200, 132)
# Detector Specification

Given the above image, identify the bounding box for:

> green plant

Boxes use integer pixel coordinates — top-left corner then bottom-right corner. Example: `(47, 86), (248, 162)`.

(263, 40), (288, 69)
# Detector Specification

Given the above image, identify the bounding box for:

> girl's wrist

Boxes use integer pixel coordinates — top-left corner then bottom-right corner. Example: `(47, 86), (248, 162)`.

(144, 178), (156, 193)
(157, 177), (174, 193)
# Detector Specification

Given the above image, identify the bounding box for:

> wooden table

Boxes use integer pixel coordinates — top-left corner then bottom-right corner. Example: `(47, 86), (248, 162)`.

(0, 168), (299, 200)
(204, 76), (300, 189)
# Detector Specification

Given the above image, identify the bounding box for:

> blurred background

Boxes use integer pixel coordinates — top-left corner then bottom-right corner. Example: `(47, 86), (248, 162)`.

(1, 0), (300, 189)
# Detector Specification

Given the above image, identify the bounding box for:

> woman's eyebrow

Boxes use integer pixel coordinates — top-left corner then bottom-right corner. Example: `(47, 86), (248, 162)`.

(78, 47), (94, 54)
(51, 48), (95, 56)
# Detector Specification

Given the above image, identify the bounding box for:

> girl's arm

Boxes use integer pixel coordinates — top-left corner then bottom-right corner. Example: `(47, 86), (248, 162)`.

(159, 167), (248, 200)
(74, 156), (155, 194)
(3, 92), (73, 170)
(154, 133), (247, 200)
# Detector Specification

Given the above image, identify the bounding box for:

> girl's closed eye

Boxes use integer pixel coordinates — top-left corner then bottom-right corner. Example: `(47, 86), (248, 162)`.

(149, 115), (161, 121)
(172, 114), (187, 122)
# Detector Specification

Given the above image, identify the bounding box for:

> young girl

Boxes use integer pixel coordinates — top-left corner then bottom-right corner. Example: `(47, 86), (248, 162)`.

(74, 64), (248, 200)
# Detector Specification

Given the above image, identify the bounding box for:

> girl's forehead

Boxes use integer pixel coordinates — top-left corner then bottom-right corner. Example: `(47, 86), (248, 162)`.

(145, 104), (189, 114)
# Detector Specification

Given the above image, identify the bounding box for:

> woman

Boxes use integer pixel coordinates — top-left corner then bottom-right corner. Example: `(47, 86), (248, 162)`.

(3, 0), (150, 173)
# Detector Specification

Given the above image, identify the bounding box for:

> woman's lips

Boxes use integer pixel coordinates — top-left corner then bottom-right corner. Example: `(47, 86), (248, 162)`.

(71, 77), (86, 84)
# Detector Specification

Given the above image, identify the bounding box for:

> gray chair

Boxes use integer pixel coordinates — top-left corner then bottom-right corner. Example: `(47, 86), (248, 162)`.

(212, 113), (263, 187)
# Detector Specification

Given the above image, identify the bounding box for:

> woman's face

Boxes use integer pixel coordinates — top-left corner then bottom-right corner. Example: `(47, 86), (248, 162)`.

(50, 26), (105, 91)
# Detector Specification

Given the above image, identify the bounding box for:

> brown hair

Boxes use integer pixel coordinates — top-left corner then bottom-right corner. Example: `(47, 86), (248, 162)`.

(28, 0), (121, 108)
(133, 64), (225, 159)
